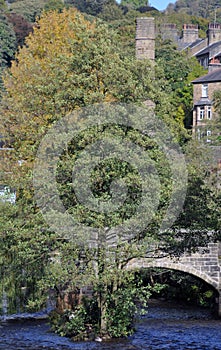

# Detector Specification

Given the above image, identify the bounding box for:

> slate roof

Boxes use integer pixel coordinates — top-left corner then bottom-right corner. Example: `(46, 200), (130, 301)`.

(188, 38), (205, 49)
(194, 98), (212, 106)
(196, 40), (221, 57)
(192, 68), (221, 83)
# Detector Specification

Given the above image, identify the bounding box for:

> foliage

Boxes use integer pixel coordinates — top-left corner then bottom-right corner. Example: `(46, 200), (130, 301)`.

(0, 7), (175, 338)
(0, 4), (220, 341)
(46, 239), (163, 339)
(6, 13), (33, 48)
(0, 13), (16, 93)
(9, 0), (47, 22)
(0, 0), (6, 11)
(211, 90), (221, 144)
(144, 268), (217, 309)
(156, 39), (206, 130)
(44, 0), (65, 12)
(120, 0), (149, 10)
(50, 305), (89, 338)
(103, 276), (151, 337)
(98, 2), (124, 21)
(0, 202), (58, 313)
(167, 139), (221, 254)
(168, 0), (221, 21)
(0, 14), (16, 66)
(49, 270), (154, 339)
(1, 8), (168, 168)
(64, 0), (117, 16)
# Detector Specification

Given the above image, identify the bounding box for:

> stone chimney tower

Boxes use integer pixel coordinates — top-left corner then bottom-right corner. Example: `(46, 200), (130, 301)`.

(207, 23), (221, 45)
(182, 24), (199, 43)
(136, 17), (155, 60)
(208, 57), (221, 72)
(160, 23), (179, 43)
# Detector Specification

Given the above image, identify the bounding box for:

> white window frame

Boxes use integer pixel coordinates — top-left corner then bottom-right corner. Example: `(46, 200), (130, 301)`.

(199, 106), (205, 120)
(202, 84), (208, 98)
(206, 130), (211, 143)
(207, 106), (212, 119)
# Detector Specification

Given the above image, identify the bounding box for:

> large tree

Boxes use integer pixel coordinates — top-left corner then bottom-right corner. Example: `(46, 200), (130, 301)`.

(0, 7), (174, 338)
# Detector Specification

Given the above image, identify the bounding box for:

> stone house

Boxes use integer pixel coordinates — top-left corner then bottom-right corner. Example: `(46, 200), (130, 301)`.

(191, 64), (221, 174)
(192, 65), (221, 141)
(160, 22), (221, 70)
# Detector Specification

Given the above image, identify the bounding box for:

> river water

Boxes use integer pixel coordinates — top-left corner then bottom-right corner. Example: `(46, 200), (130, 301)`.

(0, 300), (221, 350)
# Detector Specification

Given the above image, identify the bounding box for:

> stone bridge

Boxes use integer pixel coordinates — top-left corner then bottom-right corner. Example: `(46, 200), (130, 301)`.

(126, 242), (221, 316)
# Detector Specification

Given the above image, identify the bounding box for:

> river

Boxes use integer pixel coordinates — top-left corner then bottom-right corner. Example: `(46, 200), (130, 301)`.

(0, 300), (221, 349)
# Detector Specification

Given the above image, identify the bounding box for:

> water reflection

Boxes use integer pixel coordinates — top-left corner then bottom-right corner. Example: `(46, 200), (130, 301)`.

(0, 300), (220, 349)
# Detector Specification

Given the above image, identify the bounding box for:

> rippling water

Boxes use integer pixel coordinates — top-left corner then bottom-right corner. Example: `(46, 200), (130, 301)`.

(0, 300), (221, 349)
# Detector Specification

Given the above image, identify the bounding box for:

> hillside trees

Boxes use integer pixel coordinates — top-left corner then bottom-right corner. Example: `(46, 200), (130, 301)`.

(169, 0), (221, 21)
(44, 0), (65, 12)
(9, 0), (47, 22)
(0, 13), (16, 67)
(0, 13), (16, 91)
(64, 0), (118, 16)
(6, 13), (33, 47)
(120, 0), (149, 9)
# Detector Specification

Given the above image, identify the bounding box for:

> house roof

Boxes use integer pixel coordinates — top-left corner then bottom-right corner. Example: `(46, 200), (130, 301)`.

(194, 98), (212, 106)
(188, 38), (205, 49)
(196, 40), (221, 57)
(192, 68), (221, 83)
(178, 38), (204, 51)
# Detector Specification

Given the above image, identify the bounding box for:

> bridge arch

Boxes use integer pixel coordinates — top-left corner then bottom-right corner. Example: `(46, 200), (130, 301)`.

(126, 257), (221, 316)
(134, 260), (220, 292)
(126, 243), (221, 316)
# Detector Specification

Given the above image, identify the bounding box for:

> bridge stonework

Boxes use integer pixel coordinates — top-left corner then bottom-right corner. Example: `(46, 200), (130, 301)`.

(126, 242), (221, 317)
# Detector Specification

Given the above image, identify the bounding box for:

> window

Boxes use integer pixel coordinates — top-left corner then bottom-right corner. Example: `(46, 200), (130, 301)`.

(0, 136), (4, 149)
(199, 106), (205, 119)
(0, 186), (16, 204)
(206, 130), (211, 143)
(202, 84), (208, 97)
(207, 106), (212, 119)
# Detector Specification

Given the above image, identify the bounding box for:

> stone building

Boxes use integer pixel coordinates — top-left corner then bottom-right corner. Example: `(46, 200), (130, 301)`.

(192, 65), (221, 142)
(136, 19), (221, 69)
(135, 17), (220, 146)
(159, 22), (221, 70)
